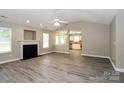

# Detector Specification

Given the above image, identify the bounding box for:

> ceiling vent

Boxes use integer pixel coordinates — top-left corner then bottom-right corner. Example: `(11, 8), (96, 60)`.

(0, 15), (8, 18)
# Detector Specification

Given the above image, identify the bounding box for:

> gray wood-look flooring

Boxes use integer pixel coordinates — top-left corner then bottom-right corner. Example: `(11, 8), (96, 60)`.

(0, 50), (124, 83)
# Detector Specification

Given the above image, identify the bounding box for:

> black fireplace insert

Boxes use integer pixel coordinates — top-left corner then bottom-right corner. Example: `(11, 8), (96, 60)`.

(23, 44), (38, 60)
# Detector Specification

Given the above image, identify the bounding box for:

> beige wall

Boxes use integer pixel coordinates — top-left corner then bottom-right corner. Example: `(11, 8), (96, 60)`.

(24, 30), (36, 40)
(0, 21), (53, 63)
(55, 22), (110, 57)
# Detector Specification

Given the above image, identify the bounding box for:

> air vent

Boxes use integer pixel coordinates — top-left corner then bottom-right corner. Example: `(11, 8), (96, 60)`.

(0, 15), (8, 18)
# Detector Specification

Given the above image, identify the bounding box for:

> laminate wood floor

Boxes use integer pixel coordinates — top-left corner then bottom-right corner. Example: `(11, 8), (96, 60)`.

(0, 50), (124, 83)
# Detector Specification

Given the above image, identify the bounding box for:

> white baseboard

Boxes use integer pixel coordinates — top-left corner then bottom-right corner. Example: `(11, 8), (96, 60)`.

(1, 53), (124, 73)
(0, 58), (20, 65)
(0, 51), (67, 65)
(39, 51), (53, 55)
(115, 68), (124, 73)
(108, 57), (116, 71)
(53, 51), (69, 54)
(81, 54), (109, 59)
(81, 54), (124, 73)
(108, 57), (124, 72)
(40, 51), (69, 55)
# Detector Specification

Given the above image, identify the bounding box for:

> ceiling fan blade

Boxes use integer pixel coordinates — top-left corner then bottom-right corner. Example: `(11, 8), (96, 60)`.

(59, 20), (68, 23)
(54, 18), (59, 22)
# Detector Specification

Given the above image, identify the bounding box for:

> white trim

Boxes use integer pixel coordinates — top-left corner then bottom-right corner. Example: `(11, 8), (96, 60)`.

(115, 68), (124, 73)
(0, 27), (12, 54)
(0, 58), (20, 65)
(108, 57), (116, 70)
(39, 51), (53, 55)
(40, 51), (70, 55)
(81, 54), (124, 72)
(1, 53), (124, 73)
(108, 57), (124, 72)
(53, 51), (69, 54)
(19, 41), (40, 59)
(81, 54), (109, 59)
(108, 57), (116, 71)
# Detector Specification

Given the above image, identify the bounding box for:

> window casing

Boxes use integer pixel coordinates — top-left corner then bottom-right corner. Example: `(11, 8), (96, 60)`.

(43, 33), (49, 48)
(0, 27), (12, 53)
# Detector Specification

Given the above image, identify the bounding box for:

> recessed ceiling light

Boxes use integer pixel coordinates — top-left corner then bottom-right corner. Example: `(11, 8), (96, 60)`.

(26, 20), (30, 23)
(40, 24), (42, 26)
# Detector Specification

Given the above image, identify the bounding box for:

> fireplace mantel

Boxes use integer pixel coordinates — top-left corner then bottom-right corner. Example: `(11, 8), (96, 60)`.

(19, 40), (40, 59)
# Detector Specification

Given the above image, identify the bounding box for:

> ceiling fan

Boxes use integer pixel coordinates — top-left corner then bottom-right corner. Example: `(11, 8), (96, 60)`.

(51, 18), (68, 26)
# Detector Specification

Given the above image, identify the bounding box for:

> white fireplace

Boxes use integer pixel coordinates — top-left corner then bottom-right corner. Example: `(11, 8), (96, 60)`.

(19, 40), (40, 59)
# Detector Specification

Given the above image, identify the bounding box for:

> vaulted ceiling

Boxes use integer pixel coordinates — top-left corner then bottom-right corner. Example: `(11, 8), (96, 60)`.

(0, 9), (121, 30)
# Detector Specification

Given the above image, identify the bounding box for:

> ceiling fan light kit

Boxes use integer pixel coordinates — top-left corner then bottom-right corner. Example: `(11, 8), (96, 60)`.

(52, 17), (68, 27)
(54, 21), (60, 26)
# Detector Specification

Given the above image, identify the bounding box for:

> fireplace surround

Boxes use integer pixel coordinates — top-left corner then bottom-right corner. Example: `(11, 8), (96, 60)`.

(19, 40), (39, 60)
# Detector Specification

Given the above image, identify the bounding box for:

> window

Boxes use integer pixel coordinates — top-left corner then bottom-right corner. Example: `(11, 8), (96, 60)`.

(0, 27), (11, 53)
(60, 36), (64, 44)
(55, 35), (65, 45)
(43, 33), (49, 48)
(74, 36), (80, 42)
(70, 36), (73, 41)
(56, 36), (59, 45)
(70, 35), (81, 42)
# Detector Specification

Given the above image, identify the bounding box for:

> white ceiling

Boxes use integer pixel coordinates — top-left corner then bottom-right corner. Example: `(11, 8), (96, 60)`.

(0, 9), (121, 30)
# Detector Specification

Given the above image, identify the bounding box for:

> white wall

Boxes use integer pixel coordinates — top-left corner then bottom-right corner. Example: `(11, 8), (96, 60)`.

(55, 22), (110, 57)
(0, 21), (53, 63)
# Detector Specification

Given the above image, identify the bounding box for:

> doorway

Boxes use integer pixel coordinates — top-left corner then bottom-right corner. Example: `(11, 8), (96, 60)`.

(69, 31), (82, 56)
